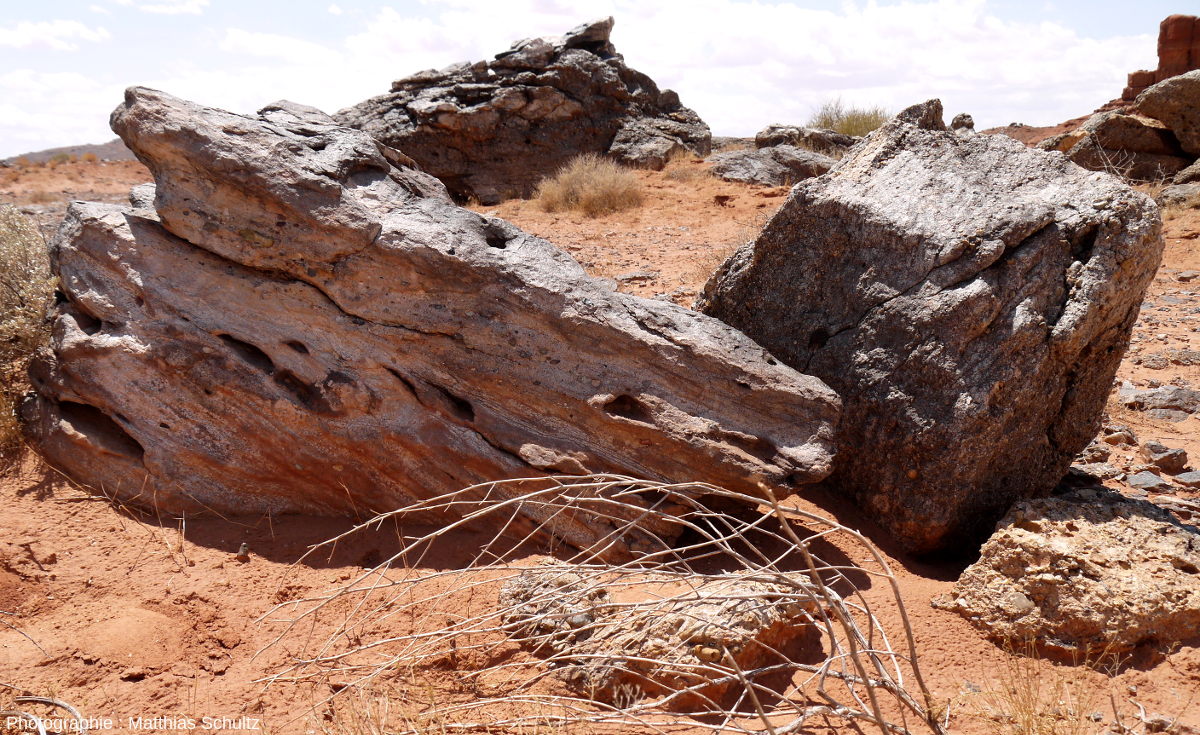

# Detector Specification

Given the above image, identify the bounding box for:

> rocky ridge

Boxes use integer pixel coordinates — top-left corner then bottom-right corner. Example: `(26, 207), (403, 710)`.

(336, 18), (710, 204)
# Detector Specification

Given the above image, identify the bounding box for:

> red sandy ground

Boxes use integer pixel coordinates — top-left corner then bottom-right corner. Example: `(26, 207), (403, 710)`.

(1, 154), (1198, 735)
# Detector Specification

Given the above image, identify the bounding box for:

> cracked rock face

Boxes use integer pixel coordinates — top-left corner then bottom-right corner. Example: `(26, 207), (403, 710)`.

(21, 88), (838, 556)
(698, 100), (1164, 554)
(334, 18), (711, 204)
(936, 488), (1200, 655)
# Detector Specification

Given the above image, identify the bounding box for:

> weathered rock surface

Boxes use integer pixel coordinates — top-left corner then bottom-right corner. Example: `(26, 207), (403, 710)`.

(754, 124), (858, 155)
(500, 565), (822, 707)
(698, 100), (1164, 554)
(1160, 182), (1200, 208)
(708, 145), (835, 187)
(936, 488), (1200, 655)
(21, 88), (839, 552)
(1037, 112), (1190, 181)
(334, 18), (710, 204)
(1136, 69), (1200, 156)
(1118, 382), (1200, 414)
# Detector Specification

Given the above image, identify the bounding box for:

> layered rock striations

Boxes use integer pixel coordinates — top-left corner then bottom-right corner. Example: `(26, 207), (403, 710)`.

(335, 18), (710, 204)
(21, 88), (838, 557)
(698, 100), (1164, 554)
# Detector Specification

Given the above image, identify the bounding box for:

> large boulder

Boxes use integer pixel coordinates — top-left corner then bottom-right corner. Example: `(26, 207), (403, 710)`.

(1135, 69), (1200, 156)
(21, 88), (839, 557)
(708, 145), (835, 187)
(697, 100), (1163, 554)
(1037, 111), (1190, 181)
(935, 488), (1200, 655)
(335, 18), (710, 204)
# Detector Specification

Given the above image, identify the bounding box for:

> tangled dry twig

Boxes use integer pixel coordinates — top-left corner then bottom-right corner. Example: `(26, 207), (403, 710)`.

(260, 474), (945, 735)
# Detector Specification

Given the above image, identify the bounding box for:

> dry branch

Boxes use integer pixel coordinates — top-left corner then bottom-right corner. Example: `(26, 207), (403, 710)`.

(260, 474), (945, 735)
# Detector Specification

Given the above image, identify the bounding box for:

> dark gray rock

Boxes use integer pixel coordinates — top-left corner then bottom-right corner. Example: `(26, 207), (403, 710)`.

(1140, 440), (1189, 475)
(1135, 69), (1200, 156)
(21, 88), (840, 558)
(753, 124), (858, 154)
(1175, 471), (1200, 488)
(1128, 471), (1173, 491)
(708, 145), (835, 187)
(335, 18), (710, 203)
(698, 100), (1164, 554)
(1119, 382), (1200, 413)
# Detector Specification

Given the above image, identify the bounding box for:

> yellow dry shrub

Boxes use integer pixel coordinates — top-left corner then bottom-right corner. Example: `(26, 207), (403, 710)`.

(535, 153), (644, 217)
(808, 98), (891, 137)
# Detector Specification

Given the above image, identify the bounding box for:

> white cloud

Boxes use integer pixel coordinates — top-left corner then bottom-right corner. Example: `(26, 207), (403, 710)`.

(328, 4), (343, 15)
(220, 29), (341, 65)
(115, 0), (210, 15)
(89, 4), (112, 14)
(0, 70), (126, 155)
(0, 0), (1164, 158)
(0, 20), (111, 51)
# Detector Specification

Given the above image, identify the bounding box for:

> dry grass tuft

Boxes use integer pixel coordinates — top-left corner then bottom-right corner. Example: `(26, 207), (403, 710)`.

(536, 154), (644, 217)
(808, 98), (891, 138)
(0, 205), (54, 464)
(964, 639), (1192, 735)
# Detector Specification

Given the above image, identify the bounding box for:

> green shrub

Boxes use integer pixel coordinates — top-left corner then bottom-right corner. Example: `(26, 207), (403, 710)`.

(808, 99), (891, 137)
(0, 205), (53, 463)
(535, 153), (644, 217)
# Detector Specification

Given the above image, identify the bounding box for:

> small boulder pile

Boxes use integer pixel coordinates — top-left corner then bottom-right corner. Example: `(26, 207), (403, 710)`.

(335, 18), (710, 204)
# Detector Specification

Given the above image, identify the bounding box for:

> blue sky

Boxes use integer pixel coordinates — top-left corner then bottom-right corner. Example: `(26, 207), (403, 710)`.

(0, 0), (1182, 158)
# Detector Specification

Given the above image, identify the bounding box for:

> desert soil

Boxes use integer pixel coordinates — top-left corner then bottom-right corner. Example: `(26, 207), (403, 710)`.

(1, 154), (1198, 734)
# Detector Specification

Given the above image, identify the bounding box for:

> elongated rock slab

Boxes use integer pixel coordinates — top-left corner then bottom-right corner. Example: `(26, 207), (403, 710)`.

(22, 88), (839, 554)
(698, 100), (1163, 554)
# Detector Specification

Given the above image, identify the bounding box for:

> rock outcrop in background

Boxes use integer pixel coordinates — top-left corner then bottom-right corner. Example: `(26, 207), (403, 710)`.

(21, 88), (838, 555)
(708, 145), (835, 187)
(698, 100), (1164, 554)
(335, 18), (710, 204)
(1124, 14), (1200, 101)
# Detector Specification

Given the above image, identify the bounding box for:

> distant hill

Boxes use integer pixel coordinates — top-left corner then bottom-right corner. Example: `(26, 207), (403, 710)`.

(3, 138), (136, 165)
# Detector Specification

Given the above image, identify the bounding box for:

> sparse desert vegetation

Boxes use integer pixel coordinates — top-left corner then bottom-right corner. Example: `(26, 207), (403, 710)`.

(535, 153), (644, 217)
(0, 205), (52, 463)
(808, 98), (891, 137)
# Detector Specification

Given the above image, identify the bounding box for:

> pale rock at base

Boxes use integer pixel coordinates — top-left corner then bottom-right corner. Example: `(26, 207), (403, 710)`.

(937, 488), (1200, 655)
